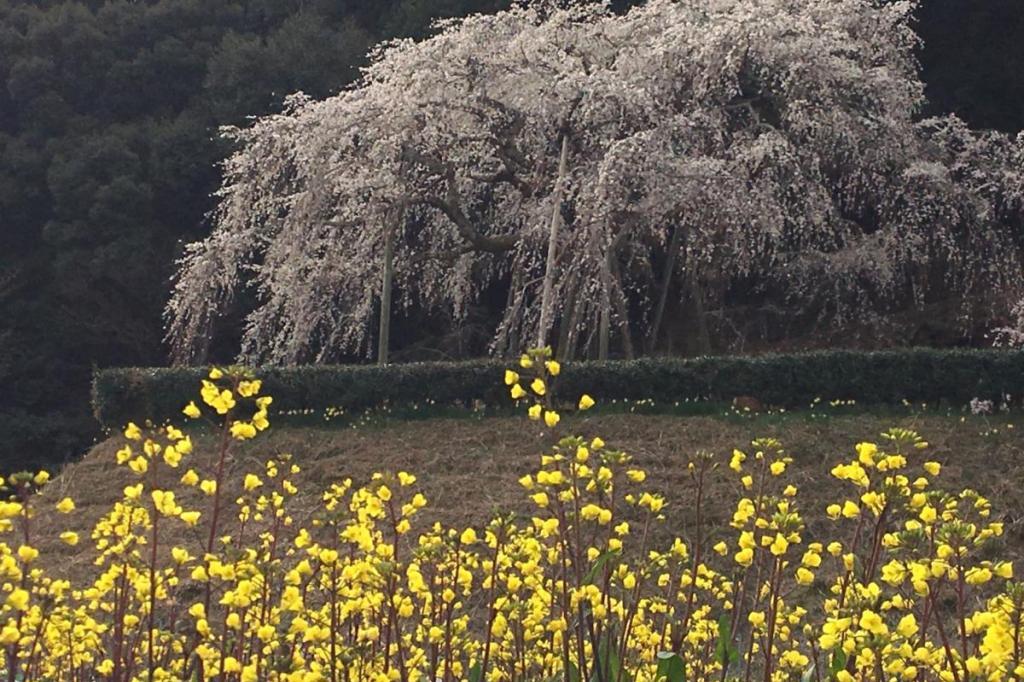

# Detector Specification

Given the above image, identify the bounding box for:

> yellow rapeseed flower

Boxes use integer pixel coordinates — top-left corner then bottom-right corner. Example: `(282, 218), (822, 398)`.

(859, 610), (888, 636)
(897, 614), (919, 638)
(796, 567), (814, 585)
(3, 365), (1017, 682)
(231, 421), (257, 440)
(769, 533), (789, 556)
(6, 588), (29, 611)
(626, 469), (646, 483)
(238, 379), (262, 397)
(163, 445), (182, 467)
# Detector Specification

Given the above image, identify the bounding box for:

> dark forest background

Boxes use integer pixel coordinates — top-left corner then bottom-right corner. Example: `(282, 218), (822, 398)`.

(1, 0), (1022, 471)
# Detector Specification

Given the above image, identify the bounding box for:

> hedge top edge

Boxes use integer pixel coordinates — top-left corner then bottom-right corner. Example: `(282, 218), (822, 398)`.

(92, 348), (1024, 429)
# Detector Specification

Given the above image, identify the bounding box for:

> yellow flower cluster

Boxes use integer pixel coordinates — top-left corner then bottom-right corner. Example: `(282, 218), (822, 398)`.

(506, 348), (594, 431)
(0, 360), (1019, 682)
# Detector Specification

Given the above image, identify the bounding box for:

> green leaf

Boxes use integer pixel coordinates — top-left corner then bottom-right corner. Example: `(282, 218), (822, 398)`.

(584, 549), (619, 585)
(467, 661), (482, 682)
(715, 615), (739, 665)
(654, 651), (686, 682)
(800, 664), (816, 682)
(714, 623), (728, 665)
(590, 638), (632, 682)
(829, 650), (847, 678)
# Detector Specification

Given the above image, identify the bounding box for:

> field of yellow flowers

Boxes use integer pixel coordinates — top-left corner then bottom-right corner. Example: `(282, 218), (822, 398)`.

(3, 348), (1024, 681)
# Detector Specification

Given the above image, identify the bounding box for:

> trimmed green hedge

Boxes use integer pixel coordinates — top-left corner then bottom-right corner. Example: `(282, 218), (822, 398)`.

(91, 349), (1024, 429)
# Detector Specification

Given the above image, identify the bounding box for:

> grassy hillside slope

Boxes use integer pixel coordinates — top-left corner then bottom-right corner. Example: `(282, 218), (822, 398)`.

(33, 410), (1024, 582)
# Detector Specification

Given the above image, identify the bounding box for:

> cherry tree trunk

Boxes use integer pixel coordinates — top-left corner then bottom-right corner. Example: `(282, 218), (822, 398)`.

(536, 133), (570, 349)
(504, 259), (524, 357)
(685, 269), (711, 355)
(377, 215), (396, 365)
(556, 268), (582, 361)
(647, 225), (685, 354)
(610, 253), (635, 360)
(598, 245), (612, 361)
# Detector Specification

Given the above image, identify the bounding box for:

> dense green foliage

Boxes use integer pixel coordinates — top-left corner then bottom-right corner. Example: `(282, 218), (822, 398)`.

(93, 348), (1024, 429)
(1, 0), (1022, 471)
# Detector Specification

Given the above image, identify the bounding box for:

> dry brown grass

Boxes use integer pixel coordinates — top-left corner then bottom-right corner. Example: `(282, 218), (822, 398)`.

(30, 412), (1024, 583)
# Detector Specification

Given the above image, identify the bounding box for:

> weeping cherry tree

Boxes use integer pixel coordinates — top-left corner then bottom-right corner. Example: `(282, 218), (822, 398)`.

(166, 0), (1024, 365)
